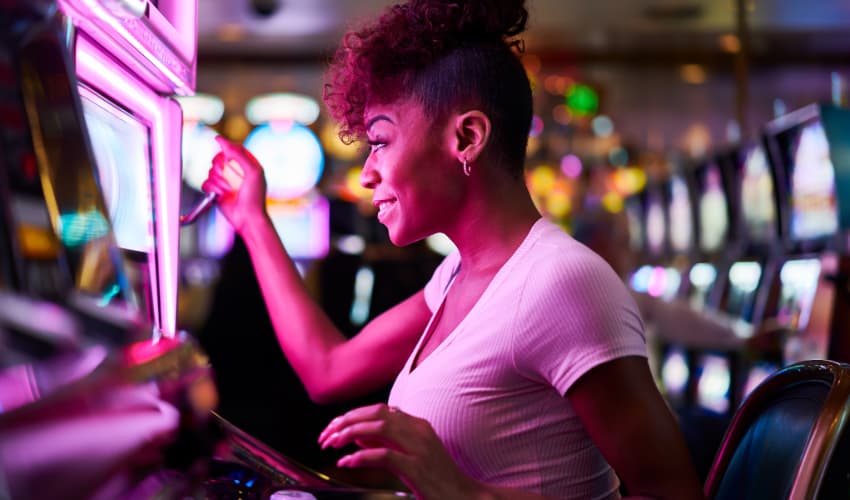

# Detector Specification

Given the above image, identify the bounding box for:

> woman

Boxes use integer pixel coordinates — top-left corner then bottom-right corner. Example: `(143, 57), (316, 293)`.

(202, 0), (704, 498)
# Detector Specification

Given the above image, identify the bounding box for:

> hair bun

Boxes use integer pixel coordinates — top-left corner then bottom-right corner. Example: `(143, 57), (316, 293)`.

(413, 0), (528, 45)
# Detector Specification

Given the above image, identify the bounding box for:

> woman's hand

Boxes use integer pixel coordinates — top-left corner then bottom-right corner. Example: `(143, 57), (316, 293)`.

(201, 136), (268, 234)
(318, 403), (487, 500)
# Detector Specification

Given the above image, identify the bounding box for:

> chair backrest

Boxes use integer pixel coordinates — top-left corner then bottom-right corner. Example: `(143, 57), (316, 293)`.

(704, 360), (850, 500)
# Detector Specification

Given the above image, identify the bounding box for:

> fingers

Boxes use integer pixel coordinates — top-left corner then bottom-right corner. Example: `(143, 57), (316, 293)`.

(215, 136), (261, 170)
(337, 447), (408, 471)
(318, 403), (395, 444)
(201, 173), (234, 197)
(214, 135), (239, 154)
(222, 159), (245, 191)
(320, 420), (399, 451)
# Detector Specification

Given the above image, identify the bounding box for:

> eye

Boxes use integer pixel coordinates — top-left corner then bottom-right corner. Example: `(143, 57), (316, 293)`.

(367, 139), (386, 154)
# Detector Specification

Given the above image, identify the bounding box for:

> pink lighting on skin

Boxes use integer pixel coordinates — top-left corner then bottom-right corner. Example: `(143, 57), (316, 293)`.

(77, 36), (182, 337)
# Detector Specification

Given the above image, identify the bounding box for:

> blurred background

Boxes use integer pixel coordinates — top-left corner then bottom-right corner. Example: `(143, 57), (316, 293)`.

(170, 1), (850, 477)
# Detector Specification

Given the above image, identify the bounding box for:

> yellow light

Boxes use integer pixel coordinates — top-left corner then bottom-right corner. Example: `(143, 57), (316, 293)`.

(17, 224), (60, 258)
(546, 190), (572, 218)
(527, 165), (557, 196)
(718, 33), (741, 53)
(610, 167), (647, 196)
(320, 121), (363, 161)
(526, 135), (541, 156)
(602, 192), (624, 213)
(342, 166), (373, 202)
(680, 64), (707, 85)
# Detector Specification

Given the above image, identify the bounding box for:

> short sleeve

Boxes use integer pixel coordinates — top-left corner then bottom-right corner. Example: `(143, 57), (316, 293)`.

(511, 249), (647, 396)
(423, 251), (461, 312)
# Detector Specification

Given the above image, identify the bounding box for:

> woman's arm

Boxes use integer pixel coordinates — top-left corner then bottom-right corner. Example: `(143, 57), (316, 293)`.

(203, 138), (430, 403)
(566, 356), (705, 500)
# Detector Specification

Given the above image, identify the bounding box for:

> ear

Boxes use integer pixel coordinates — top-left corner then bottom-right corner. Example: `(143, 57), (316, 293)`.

(452, 110), (491, 164)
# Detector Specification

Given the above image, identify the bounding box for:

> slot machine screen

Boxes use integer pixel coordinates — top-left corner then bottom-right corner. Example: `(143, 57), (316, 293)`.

(696, 162), (729, 253)
(688, 262), (717, 310)
(743, 361), (779, 399)
(740, 145), (778, 244)
(660, 346), (689, 404)
(78, 85), (155, 318)
(667, 175), (693, 254)
(696, 353), (731, 414)
(645, 189), (666, 257)
(79, 86), (155, 254)
(776, 258), (821, 331)
(624, 196), (644, 253)
(724, 260), (762, 324)
(788, 121), (838, 241)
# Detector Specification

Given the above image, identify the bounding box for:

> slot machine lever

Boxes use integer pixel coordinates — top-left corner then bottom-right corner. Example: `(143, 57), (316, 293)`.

(180, 192), (218, 226)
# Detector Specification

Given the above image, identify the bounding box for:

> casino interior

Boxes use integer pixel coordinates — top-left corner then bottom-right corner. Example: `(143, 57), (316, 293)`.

(3, 0), (850, 498)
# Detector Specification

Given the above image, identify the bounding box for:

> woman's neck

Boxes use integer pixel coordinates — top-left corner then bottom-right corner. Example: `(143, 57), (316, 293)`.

(444, 173), (541, 277)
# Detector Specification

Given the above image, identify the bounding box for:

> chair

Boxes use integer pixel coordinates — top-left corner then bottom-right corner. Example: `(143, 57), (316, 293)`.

(703, 360), (850, 500)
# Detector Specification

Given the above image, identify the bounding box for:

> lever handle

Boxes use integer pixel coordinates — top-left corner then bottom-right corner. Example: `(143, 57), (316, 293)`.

(179, 192), (218, 226)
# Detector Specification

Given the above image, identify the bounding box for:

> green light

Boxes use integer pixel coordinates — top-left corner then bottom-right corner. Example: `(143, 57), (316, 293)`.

(565, 84), (599, 117)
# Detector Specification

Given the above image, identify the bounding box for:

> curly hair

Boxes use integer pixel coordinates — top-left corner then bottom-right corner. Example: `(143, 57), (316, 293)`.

(323, 0), (532, 177)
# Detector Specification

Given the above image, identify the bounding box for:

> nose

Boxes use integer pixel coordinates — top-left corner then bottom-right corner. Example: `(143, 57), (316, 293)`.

(360, 159), (379, 190)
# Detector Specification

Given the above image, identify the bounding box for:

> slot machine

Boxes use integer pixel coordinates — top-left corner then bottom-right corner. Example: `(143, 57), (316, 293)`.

(759, 104), (850, 374)
(0, 2), (410, 498)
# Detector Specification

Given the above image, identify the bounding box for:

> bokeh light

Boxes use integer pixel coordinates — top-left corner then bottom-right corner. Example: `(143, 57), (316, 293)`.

(243, 121), (325, 200)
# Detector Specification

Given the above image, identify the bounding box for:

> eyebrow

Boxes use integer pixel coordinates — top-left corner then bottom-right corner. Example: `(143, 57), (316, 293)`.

(366, 114), (394, 131)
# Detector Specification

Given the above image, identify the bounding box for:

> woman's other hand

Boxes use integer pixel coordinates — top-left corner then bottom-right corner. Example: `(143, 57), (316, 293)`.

(318, 404), (486, 500)
(201, 136), (268, 234)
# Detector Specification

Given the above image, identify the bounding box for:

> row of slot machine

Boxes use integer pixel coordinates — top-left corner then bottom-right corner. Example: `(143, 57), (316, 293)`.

(625, 102), (850, 420)
(0, 1), (408, 498)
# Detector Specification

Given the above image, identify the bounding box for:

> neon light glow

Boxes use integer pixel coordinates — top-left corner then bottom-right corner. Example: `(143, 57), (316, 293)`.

(245, 93), (321, 126)
(790, 121), (838, 240)
(629, 265), (653, 293)
(267, 194), (330, 260)
(244, 122), (325, 200)
(59, 0), (197, 94)
(697, 354), (731, 414)
(77, 36), (182, 336)
(698, 163), (729, 253)
(661, 348), (689, 396)
(668, 175), (693, 253)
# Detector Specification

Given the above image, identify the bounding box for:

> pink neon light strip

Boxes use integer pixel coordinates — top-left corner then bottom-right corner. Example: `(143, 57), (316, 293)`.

(76, 36), (181, 337)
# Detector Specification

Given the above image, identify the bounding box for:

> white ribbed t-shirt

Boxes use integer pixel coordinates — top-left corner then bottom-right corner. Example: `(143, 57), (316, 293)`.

(388, 218), (647, 500)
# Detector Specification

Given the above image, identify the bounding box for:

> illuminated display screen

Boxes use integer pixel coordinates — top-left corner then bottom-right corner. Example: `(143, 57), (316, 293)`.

(624, 197), (644, 252)
(80, 87), (155, 254)
(743, 362), (779, 399)
(697, 163), (729, 253)
(267, 193), (329, 260)
(668, 175), (693, 253)
(661, 347), (689, 400)
(697, 353), (731, 414)
(740, 146), (777, 243)
(645, 190), (666, 256)
(789, 121), (838, 241)
(688, 262), (717, 310)
(724, 260), (762, 323)
(776, 258), (821, 331)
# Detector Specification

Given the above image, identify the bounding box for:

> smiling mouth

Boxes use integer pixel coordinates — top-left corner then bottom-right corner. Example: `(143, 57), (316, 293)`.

(375, 199), (397, 220)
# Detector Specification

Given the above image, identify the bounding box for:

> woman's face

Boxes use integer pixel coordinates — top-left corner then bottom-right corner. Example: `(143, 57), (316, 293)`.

(360, 99), (465, 246)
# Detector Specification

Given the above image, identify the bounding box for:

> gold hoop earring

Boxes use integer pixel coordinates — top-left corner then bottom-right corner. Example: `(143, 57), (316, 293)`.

(463, 158), (471, 177)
